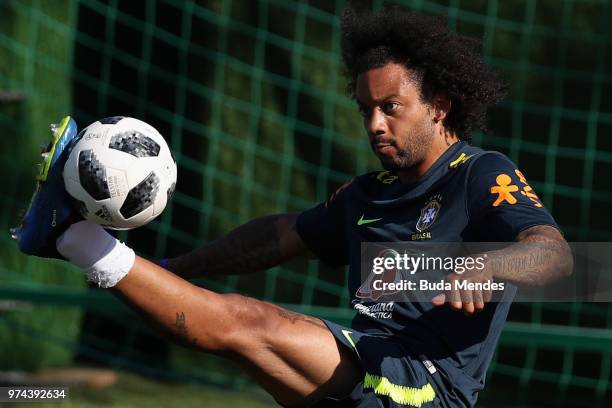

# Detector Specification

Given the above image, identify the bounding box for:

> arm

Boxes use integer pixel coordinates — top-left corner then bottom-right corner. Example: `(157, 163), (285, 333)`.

(433, 225), (573, 314)
(487, 224), (573, 285)
(166, 213), (312, 279)
(433, 153), (573, 314)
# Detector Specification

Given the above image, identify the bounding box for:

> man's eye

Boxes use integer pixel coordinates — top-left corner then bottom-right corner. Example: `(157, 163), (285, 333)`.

(382, 102), (399, 114)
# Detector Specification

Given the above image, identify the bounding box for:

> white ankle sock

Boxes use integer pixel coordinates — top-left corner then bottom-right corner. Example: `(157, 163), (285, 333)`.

(56, 221), (135, 288)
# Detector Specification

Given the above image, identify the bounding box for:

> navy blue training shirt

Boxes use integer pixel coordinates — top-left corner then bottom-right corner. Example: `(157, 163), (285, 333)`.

(296, 141), (558, 395)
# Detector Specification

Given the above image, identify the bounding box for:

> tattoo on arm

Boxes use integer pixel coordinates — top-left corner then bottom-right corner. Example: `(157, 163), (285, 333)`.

(276, 308), (326, 329)
(487, 225), (573, 286)
(170, 214), (305, 278)
(174, 312), (199, 347)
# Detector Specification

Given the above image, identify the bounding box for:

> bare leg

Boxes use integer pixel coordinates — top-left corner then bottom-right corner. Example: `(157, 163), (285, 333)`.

(112, 256), (361, 407)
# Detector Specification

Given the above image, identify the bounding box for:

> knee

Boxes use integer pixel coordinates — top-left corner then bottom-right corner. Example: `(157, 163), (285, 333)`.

(211, 293), (275, 352)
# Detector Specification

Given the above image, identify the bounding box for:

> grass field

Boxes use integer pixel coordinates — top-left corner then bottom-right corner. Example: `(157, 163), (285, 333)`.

(0, 370), (277, 408)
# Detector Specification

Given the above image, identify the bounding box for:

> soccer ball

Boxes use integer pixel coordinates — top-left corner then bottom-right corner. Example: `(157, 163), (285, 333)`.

(63, 116), (177, 230)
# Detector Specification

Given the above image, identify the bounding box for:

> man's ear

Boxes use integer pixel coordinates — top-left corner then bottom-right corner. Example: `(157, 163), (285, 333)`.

(432, 94), (451, 123)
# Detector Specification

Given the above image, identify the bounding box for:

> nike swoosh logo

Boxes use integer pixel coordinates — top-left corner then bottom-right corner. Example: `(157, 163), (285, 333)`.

(357, 215), (382, 226)
(341, 329), (361, 358)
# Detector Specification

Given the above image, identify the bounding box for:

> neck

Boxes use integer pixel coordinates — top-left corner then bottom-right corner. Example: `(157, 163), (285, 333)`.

(397, 133), (461, 184)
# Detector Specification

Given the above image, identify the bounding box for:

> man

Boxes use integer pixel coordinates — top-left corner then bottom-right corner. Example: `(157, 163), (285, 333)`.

(12, 5), (571, 408)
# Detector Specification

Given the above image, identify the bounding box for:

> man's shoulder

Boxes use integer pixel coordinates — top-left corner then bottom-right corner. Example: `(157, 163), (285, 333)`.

(464, 147), (517, 176)
(336, 171), (400, 192)
(445, 142), (516, 174)
(360, 170), (400, 184)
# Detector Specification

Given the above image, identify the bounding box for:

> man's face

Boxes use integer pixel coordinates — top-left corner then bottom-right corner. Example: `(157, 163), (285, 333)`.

(355, 62), (436, 171)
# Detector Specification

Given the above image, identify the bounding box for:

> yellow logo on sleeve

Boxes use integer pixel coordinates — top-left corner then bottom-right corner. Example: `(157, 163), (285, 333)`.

(490, 174), (519, 207)
(449, 153), (475, 168)
(376, 171), (398, 184)
(515, 169), (543, 207)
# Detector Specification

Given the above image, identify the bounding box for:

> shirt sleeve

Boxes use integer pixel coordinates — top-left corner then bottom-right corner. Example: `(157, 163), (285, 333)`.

(466, 152), (559, 241)
(295, 181), (351, 267)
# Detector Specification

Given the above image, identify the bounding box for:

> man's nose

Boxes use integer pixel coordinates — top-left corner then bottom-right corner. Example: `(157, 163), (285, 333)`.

(366, 109), (387, 137)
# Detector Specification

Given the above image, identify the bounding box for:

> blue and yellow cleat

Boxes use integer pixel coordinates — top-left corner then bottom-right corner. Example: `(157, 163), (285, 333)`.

(11, 116), (82, 258)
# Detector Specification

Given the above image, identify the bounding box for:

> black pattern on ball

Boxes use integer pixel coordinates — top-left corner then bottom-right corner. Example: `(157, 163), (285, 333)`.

(120, 172), (160, 219)
(109, 131), (160, 158)
(99, 116), (124, 124)
(75, 199), (89, 218)
(167, 182), (176, 201)
(95, 205), (113, 225)
(78, 149), (110, 200)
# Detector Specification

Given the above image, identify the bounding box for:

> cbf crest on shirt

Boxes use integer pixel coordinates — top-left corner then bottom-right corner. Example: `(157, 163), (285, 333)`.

(415, 193), (442, 233)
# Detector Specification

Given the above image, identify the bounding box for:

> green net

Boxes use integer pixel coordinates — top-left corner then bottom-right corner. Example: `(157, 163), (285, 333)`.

(1, 0), (611, 405)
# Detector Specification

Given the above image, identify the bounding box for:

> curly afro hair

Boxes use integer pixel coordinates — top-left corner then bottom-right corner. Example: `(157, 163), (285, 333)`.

(341, 3), (507, 141)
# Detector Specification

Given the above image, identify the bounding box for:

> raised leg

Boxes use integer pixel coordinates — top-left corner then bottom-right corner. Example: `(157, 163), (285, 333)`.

(114, 257), (361, 407)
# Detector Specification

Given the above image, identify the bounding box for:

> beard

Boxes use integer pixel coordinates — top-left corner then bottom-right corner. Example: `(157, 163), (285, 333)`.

(374, 118), (436, 171)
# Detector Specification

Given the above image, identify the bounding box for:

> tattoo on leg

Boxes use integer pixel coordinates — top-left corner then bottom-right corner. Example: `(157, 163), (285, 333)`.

(277, 308), (326, 329)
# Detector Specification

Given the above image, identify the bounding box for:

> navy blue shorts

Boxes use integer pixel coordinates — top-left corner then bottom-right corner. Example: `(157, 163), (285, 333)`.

(311, 320), (481, 408)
